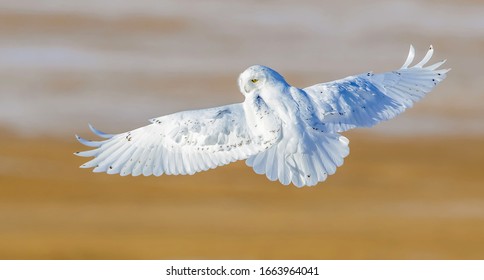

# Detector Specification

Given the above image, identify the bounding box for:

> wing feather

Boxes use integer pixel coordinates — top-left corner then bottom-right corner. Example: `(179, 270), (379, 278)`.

(401, 45), (415, 69)
(304, 46), (449, 132)
(76, 103), (280, 176)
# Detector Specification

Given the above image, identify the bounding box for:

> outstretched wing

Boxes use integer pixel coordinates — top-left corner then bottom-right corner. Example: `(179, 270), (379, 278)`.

(75, 103), (280, 176)
(304, 45), (450, 132)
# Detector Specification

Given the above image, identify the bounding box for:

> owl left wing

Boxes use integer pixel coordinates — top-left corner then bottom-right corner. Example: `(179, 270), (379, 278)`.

(75, 103), (280, 176)
(303, 46), (449, 132)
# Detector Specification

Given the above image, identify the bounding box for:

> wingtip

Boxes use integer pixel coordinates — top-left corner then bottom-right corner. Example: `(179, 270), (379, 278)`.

(426, 59), (447, 71)
(409, 44), (416, 55)
(88, 123), (113, 139)
(75, 134), (87, 145)
(414, 45), (435, 68)
(75, 134), (104, 147)
(401, 45), (416, 69)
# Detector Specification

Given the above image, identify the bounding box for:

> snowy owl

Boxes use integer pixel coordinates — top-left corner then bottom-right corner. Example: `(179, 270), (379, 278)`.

(75, 46), (449, 187)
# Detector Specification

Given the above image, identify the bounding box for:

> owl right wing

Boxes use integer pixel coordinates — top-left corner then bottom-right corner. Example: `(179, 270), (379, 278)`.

(75, 103), (280, 176)
(304, 45), (449, 133)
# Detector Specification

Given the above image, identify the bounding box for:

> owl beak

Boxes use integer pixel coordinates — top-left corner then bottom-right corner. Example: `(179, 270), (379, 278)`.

(244, 84), (251, 93)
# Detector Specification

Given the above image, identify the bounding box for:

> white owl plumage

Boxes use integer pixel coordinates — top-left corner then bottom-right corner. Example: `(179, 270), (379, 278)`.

(76, 46), (449, 187)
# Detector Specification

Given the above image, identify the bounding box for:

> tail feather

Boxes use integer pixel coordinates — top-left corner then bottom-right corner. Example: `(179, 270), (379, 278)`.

(246, 131), (349, 187)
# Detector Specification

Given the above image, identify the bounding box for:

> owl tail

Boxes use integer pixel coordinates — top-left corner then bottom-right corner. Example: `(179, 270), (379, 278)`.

(246, 131), (350, 187)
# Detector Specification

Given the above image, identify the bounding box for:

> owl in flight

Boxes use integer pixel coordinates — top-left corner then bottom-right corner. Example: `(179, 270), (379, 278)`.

(76, 46), (449, 187)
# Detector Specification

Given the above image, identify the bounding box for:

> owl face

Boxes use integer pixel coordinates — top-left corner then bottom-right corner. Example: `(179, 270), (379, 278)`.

(238, 65), (287, 96)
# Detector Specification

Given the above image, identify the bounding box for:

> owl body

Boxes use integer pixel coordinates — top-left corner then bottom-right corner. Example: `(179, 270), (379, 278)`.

(76, 46), (449, 187)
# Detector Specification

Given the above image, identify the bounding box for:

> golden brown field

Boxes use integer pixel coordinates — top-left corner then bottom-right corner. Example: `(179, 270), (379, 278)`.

(1, 131), (483, 259)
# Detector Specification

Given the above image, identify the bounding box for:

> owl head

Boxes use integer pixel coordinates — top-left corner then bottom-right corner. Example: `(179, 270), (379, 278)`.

(238, 65), (288, 96)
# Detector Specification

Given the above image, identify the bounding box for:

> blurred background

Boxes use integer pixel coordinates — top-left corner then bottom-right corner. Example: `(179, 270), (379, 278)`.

(0, 0), (483, 259)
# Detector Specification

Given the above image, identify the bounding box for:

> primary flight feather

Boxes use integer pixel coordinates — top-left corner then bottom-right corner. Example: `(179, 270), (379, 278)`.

(75, 45), (449, 187)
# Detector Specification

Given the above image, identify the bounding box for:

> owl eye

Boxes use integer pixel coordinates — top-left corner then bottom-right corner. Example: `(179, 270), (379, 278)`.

(251, 79), (259, 83)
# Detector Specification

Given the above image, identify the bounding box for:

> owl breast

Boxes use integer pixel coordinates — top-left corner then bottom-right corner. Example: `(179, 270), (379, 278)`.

(243, 92), (282, 149)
